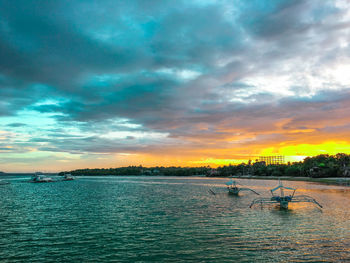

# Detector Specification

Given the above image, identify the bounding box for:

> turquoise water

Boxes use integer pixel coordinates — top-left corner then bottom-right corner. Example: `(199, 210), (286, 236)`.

(1, 176), (349, 262)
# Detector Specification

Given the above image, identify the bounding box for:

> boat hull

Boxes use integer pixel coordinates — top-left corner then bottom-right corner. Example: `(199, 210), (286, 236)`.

(228, 188), (240, 195)
(279, 200), (289, 209)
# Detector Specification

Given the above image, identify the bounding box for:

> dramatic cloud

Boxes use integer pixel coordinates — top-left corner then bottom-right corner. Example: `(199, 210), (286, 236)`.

(1, 0), (350, 171)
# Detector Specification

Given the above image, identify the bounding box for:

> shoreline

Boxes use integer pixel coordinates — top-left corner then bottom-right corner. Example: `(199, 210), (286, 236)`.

(1, 173), (350, 186)
(231, 175), (350, 186)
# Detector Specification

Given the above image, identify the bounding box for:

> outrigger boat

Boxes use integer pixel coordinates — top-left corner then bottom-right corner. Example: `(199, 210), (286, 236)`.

(250, 180), (322, 209)
(226, 180), (260, 196)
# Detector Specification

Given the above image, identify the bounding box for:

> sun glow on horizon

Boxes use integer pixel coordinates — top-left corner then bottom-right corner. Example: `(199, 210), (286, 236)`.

(260, 141), (350, 157)
(1, 0), (350, 173)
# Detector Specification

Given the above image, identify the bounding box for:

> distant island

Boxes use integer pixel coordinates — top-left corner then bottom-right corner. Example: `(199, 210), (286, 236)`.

(60, 153), (350, 179)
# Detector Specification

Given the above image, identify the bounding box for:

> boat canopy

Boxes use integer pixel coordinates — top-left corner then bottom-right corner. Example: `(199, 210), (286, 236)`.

(271, 184), (295, 192)
(225, 180), (236, 186)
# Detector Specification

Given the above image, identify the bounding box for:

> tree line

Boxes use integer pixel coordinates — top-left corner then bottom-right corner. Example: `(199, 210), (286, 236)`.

(215, 153), (350, 178)
(60, 153), (350, 178)
(59, 166), (211, 177)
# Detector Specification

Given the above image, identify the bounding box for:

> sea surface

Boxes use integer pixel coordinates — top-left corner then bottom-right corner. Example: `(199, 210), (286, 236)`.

(0, 176), (349, 262)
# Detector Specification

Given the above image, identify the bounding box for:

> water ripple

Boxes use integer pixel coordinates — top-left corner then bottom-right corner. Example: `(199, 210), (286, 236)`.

(0, 176), (350, 262)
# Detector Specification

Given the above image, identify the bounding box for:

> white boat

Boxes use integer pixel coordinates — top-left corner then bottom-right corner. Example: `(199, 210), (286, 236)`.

(30, 173), (53, 183)
(62, 173), (74, 181)
(0, 179), (10, 185)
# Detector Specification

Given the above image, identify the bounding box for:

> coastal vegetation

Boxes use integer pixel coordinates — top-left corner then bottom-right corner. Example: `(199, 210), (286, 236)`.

(216, 153), (350, 178)
(60, 166), (211, 177)
(61, 153), (350, 178)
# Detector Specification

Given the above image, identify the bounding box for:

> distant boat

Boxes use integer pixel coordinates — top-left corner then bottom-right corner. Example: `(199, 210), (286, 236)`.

(225, 180), (260, 196)
(0, 179), (10, 185)
(62, 173), (74, 181)
(30, 173), (53, 183)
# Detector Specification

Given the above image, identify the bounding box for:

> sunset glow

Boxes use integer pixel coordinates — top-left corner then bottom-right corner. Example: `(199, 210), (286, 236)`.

(1, 0), (350, 172)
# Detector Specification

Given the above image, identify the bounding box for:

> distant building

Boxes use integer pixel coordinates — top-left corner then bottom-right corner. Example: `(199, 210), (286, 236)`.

(258, 156), (285, 165)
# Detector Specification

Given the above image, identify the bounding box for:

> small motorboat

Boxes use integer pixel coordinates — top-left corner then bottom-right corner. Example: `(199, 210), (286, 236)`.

(0, 179), (10, 185)
(62, 173), (74, 181)
(30, 173), (53, 183)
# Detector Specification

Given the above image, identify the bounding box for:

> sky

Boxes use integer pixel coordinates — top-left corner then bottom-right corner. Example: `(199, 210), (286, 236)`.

(1, 0), (350, 172)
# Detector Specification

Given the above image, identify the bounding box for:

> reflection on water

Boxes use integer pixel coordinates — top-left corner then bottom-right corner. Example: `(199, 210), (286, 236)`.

(0, 176), (349, 262)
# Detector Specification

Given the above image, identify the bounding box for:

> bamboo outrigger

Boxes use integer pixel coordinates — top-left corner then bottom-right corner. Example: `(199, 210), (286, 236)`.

(249, 180), (322, 209)
(226, 180), (260, 196)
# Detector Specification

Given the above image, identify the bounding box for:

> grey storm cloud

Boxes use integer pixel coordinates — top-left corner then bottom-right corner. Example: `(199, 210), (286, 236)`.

(1, 0), (350, 158)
